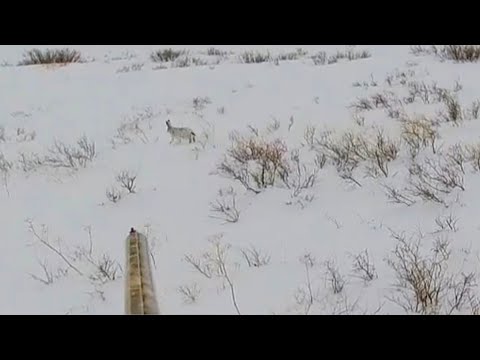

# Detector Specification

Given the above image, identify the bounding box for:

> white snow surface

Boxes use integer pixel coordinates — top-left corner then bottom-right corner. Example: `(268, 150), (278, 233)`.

(1, 45), (480, 315)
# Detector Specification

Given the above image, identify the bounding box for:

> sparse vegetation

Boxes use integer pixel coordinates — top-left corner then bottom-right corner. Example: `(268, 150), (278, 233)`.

(116, 63), (144, 73)
(218, 134), (290, 194)
(210, 187), (240, 224)
(411, 45), (480, 63)
(311, 52), (327, 66)
(434, 213), (459, 233)
(8, 45), (480, 315)
(276, 48), (308, 61)
(17, 152), (43, 173)
(239, 51), (272, 64)
(112, 107), (156, 147)
(44, 136), (96, 170)
(438, 93), (463, 125)
(312, 47), (371, 66)
(401, 115), (439, 158)
(328, 47), (371, 64)
(106, 187), (122, 204)
(240, 246), (271, 268)
(0, 153), (13, 196)
(296, 253), (317, 315)
(193, 97), (212, 112)
(350, 250), (378, 283)
(172, 55), (207, 68)
(325, 260), (346, 294)
(116, 170), (137, 194)
(27, 221), (122, 289)
(184, 235), (241, 315)
(283, 149), (323, 197)
(18, 48), (84, 66)
(178, 283), (201, 304)
(386, 230), (477, 315)
(315, 128), (399, 182)
(206, 47), (227, 57)
(150, 48), (186, 63)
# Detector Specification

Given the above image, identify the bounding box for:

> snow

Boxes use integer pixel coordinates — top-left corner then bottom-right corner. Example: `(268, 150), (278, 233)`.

(1, 45), (479, 315)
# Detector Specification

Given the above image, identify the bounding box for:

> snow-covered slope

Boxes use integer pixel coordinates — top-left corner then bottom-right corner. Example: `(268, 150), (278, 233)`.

(1, 45), (479, 315)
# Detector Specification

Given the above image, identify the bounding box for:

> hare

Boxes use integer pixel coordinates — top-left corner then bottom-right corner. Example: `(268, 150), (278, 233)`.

(166, 119), (196, 144)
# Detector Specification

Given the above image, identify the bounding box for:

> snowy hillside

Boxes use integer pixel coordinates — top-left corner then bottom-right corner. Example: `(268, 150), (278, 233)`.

(1, 45), (480, 315)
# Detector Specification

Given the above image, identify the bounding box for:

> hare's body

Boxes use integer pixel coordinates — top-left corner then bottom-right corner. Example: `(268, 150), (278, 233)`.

(166, 120), (196, 144)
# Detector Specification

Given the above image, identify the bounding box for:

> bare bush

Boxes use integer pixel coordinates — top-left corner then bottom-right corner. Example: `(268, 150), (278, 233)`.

(401, 116), (439, 158)
(276, 48), (308, 61)
(210, 187), (240, 224)
(365, 129), (400, 178)
(352, 112), (366, 126)
(434, 213), (459, 233)
(266, 118), (281, 134)
(303, 126), (316, 148)
(0, 126), (5, 142)
(106, 187), (122, 204)
(0, 153), (13, 196)
(239, 51), (272, 64)
(240, 246), (271, 268)
(405, 153), (465, 206)
(352, 74), (378, 89)
(282, 149), (322, 197)
(206, 47), (227, 57)
(317, 129), (398, 180)
(328, 47), (371, 64)
(412, 45), (480, 63)
(386, 232), (477, 314)
(439, 45), (480, 63)
(27, 222), (122, 290)
(466, 143), (480, 171)
(465, 100), (480, 120)
(296, 253), (317, 315)
(112, 107), (156, 147)
(184, 254), (213, 279)
(350, 250), (378, 283)
(446, 144), (467, 175)
(26, 220), (83, 277)
(312, 51), (327, 65)
(184, 236), (241, 314)
(17, 152), (43, 173)
(385, 69), (416, 87)
(86, 254), (121, 284)
(44, 136), (96, 170)
(16, 128), (36, 143)
(405, 81), (455, 105)
(116, 170), (137, 194)
(116, 63), (144, 73)
(193, 97), (212, 112)
(150, 48), (186, 62)
(325, 260), (345, 294)
(110, 50), (137, 62)
(350, 97), (374, 111)
(18, 48), (84, 66)
(191, 121), (216, 159)
(172, 55), (207, 68)
(410, 154), (466, 196)
(438, 93), (463, 125)
(316, 131), (368, 175)
(383, 185), (417, 207)
(218, 135), (289, 194)
(29, 259), (68, 285)
(410, 45), (432, 56)
(178, 283), (201, 304)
